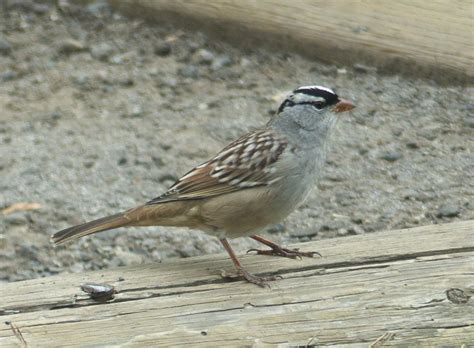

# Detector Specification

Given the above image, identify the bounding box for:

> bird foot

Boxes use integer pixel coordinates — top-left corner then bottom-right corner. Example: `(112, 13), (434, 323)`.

(247, 246), (321, 259)
(220, 268), (281, 288)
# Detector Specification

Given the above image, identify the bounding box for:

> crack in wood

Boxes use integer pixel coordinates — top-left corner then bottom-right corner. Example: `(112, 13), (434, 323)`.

(274, 246), (474, 276)
(410, 323), (473, 330)
(6, 287), (216, 315)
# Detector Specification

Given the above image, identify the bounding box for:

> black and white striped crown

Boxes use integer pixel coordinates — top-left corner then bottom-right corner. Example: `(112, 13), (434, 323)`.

(278, 85), (339, 113)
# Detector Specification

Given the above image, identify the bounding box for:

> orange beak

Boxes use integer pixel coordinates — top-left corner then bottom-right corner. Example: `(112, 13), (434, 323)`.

(332, 98), (355, 113)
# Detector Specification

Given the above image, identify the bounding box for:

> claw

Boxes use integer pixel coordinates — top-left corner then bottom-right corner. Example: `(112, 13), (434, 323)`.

(246, 246), (321, 259)
(220, 268), (279, 288)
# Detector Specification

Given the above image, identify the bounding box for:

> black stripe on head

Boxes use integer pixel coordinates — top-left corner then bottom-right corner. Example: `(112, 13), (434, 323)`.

(277, 99), (295, 113)
(293, 85), (339, 106)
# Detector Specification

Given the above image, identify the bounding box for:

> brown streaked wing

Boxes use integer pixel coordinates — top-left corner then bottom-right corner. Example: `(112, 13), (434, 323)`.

(147, 129), (288, 204)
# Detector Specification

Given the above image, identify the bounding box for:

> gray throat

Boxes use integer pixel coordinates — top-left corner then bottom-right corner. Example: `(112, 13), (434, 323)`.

(267, 105), (338, 152)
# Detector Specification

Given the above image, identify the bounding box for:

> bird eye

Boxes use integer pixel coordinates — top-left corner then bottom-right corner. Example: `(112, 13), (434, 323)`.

(312, 101), (326, 110)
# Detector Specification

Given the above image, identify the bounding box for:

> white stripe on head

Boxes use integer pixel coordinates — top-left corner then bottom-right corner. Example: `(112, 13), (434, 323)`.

(295, 85), (335, 95)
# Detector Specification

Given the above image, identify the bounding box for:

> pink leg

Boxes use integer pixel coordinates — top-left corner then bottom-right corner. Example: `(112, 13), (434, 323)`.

(220, 238), (279, 288)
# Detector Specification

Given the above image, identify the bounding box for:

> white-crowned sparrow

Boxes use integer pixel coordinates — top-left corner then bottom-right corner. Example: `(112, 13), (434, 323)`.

(52, 85), (355, 287)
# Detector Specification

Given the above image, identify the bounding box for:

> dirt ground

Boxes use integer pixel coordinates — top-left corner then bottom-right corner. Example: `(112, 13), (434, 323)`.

(1, 1), (472, 282)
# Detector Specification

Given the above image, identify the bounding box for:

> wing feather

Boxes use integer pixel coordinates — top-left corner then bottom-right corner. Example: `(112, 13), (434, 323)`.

(147, 129), (289, 204)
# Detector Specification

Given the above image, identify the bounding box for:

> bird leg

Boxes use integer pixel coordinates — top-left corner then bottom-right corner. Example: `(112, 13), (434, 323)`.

(248, 235), (321, 259)
(219, 238), (279, 288)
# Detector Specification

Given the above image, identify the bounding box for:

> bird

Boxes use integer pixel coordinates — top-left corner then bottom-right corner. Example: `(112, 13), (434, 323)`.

(51, 85), (355, 287)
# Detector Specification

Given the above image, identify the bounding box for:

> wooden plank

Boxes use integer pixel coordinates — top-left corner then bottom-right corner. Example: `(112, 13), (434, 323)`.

(0, 220), (473, 346)
(109, 0), (474, 83)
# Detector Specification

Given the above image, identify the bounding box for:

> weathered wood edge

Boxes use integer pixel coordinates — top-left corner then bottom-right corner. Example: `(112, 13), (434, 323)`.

(108, 0), (474, 85)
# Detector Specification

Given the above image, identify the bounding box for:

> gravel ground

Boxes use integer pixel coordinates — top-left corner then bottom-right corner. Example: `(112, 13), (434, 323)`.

(1, 1), (473, 282)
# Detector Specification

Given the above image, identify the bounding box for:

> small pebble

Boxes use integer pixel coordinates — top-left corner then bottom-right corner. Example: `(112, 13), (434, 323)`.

(154, 42), (172, 56)
(463, 116), (474, 128)
(152, 156), (164, 166)
(325, 172), (346, 182)
(240, 57), (252, 68)
(178, 65), (199, 79)
(417, 127), (439, 141)
(195, 49), (215, 65)
(17, 243), (39, 260)
(402, 189), (418, 200)
(211, 55), (232, 71)
(129, 104), (144, 118)
(336, 228), (349, 236)
(337, 68), (347, 75)
(90, 42), (115, 61)
(86, 0), (111, 16)
(353, 63), (376, 74)
(1, 71), (18, 82)
(380, 151), (403, 162)
(437, 203), (460, 218)
(406, 140), (420, 149)
(159, 173), (178, 183)
(4, 212), (28, 225)
(81, 283), (116, 302)
(0, 36), (12, 56)
(186, 41), (201, 53)
(347, 225), (365, 235)
(266, 223), (285, 234)
(110, 55), (124, 65)
(392, 127), (403, 137)
(31, 3), (50, 14)
(158, 76), (178, 88)
(57, 39), (86, 55)
(119, 77), (134, 87)
(320, 220), (347, 231)
(72, 73), (89, 86)
(83, 160), (95, 168)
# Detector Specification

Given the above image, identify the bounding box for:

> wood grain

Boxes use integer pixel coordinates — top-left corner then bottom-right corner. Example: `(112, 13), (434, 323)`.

(109, 0), (474, 83)
(1, 220), (473, 346)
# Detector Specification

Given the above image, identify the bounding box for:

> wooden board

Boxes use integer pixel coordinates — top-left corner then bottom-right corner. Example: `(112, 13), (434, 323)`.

(109, 0), (474, 83)
(1, 220), (473, 346)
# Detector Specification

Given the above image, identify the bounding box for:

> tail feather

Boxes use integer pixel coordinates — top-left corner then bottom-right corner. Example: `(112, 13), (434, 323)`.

(51, 201), (193, 245)
(51, 213), (130, 245)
